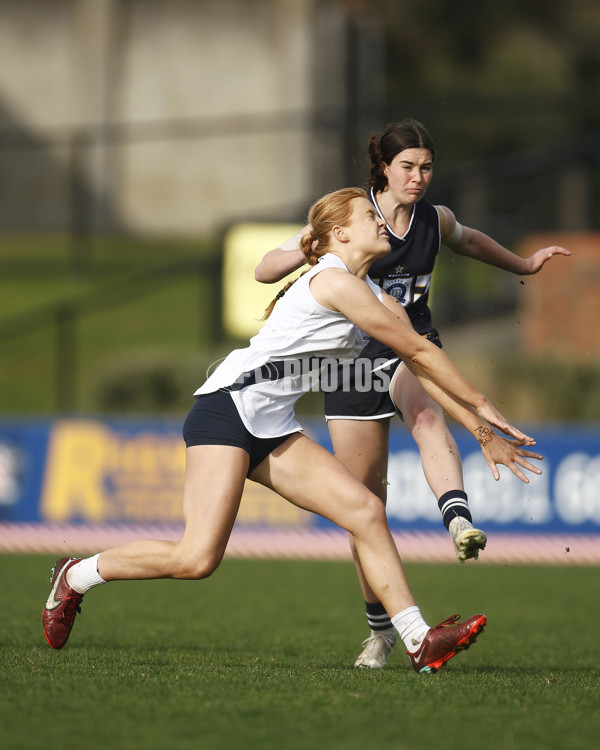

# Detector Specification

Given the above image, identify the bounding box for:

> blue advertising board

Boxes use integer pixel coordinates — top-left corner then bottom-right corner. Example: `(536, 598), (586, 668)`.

(1, 417), (600, 536)
(385, 425), (600, 534)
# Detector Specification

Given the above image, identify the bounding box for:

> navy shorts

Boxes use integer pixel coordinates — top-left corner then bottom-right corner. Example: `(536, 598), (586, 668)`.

(324, 357), (402, 419)
(323, 332), (442, 420)
(182, 390), (294, 475)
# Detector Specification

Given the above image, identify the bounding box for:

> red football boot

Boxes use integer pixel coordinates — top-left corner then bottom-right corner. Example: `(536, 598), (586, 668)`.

(42, 557), (84, 649)
(407, 614), (487, 673)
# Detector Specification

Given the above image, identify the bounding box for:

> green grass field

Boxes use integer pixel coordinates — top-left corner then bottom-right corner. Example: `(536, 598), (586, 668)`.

(1, 555), (597, 750)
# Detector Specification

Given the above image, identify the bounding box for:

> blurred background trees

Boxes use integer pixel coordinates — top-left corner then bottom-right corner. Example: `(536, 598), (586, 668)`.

(381, 0), (600, 148)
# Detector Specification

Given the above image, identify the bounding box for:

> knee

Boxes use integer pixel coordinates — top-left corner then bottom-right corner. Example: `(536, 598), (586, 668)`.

(408, 403), (445, 436)
(352, 489), (388, 534)
(172, 548), (223, 580)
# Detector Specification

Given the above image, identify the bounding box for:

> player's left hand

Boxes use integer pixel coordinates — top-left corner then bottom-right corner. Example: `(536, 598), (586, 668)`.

(479, 434), (543, 483)
(523, 246), (571, 274)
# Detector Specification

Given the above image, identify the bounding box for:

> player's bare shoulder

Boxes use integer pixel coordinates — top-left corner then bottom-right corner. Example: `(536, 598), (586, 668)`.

(309, 265), (355, 310)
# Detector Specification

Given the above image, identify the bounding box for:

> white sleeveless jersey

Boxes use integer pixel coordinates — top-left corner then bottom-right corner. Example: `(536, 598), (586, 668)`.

(195, 253), (382, 437)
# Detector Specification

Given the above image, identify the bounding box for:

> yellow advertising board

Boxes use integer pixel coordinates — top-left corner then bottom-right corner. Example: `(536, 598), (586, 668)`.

(39, 419), (311, 527)
(222, 223), (303, 339)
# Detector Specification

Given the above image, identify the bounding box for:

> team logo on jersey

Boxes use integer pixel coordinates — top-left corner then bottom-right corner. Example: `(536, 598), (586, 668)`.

(381, 272), (432, 307)
(383, 278), (411, 305)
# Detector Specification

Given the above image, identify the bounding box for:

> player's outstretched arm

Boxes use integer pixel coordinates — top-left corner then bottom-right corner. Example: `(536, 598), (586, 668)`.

(314, 270), (536, 447)
(438, 205), (571, 275)
(375, 288), (535, 442)
(400, 366), (542, 482)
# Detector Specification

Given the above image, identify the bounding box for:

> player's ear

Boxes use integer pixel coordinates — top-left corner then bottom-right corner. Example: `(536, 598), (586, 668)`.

(332, 225), (349, 242)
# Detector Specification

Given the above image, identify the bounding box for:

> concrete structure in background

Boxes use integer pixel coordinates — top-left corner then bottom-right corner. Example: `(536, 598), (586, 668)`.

(0, 0), (382, 235)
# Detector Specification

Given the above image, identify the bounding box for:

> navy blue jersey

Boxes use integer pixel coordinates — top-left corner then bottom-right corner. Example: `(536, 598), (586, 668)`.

(323, 192), (442, 418)
(367, 189), (441, 347)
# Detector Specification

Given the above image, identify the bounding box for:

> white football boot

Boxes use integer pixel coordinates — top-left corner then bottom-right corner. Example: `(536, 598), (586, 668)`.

(449, 516), (487, 562)
(354, 627), (397, 669)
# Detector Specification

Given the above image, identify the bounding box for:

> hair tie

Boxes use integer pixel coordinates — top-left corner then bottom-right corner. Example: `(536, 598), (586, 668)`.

(276, 289), (286, 300)
(311, 238), (319, 252)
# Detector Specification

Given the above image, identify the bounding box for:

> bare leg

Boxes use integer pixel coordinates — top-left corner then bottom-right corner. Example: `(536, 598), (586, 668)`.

(327, 418), (390, 604)
(96, 432), (414, 614)
(391, 365), (464, 497)
(254, 436), (487, 672)
(328, 366), (470, 609)
(97, 444), (250, 581)
(391, 365), (488, 561)
(251, 432), (417, 617)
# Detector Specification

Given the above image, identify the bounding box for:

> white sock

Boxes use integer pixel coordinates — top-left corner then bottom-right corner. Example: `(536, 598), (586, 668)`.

(66, 554), (106, 594)
(391, 606), (430, 652)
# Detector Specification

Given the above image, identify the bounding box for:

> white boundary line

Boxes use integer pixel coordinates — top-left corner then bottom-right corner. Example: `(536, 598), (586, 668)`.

(0, 523), (599, 565)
